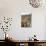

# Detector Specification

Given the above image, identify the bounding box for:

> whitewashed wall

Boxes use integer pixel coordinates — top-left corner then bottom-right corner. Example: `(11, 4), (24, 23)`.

(0, 0), (46, 40)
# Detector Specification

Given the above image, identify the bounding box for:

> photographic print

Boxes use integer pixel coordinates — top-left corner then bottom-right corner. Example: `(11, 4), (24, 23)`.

(21, 14), (32, 27)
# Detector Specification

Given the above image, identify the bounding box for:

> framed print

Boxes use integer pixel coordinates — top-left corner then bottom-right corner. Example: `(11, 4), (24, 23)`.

(21, 14), (32, 27)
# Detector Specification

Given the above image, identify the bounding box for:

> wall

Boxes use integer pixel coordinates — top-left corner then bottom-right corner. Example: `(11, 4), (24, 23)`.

(0, 0), (46, 40)
(44, 15), (46, 40)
